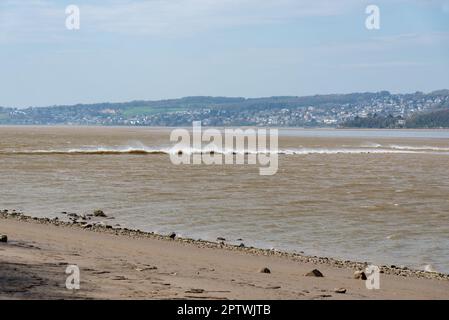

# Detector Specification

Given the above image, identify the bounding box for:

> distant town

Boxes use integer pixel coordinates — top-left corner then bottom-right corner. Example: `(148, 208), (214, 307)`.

(1, 90), (449, 128)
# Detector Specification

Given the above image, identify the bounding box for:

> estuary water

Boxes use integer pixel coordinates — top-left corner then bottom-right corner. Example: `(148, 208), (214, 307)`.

(1, 126), (448, 273)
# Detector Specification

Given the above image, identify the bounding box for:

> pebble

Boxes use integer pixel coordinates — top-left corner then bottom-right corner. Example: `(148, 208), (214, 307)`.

(185, 288), (205, 294)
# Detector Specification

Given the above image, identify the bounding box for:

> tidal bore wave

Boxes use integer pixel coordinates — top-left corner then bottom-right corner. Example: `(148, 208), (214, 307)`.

(2, 146), (449, 156)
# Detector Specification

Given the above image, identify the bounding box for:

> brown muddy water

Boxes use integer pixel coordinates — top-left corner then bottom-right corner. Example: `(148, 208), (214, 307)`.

(1, 126), (448, 272)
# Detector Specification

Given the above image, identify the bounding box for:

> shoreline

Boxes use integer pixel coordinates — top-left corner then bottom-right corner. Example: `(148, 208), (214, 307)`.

(0, 210), (449, 288)
(2, 210), (449, 299)
(1, 210), (448, 282)
(2, 124), (449, 131)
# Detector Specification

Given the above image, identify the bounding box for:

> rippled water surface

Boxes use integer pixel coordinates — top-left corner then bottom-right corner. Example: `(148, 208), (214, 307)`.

(1, 126), (448, 273)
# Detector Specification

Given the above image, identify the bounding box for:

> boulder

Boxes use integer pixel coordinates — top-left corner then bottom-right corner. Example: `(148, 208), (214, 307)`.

(93, 210), (107, 217)
(334, 288), (347, 294)
(259, 267), (271, 274)
(305, 269), (324, 277)
(354, 270), (367, 280)
(169, 232), (176, 239)
(0, 235), (7, 243)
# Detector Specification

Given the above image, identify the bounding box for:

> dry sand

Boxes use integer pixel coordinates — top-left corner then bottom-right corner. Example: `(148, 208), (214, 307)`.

(1, 216), (449, 300)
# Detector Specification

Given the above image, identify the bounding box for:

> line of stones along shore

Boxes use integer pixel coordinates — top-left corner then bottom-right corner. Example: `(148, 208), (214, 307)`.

(1, 209), (448, 281)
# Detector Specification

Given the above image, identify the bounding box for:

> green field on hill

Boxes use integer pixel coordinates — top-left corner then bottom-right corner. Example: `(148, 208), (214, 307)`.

(121, 106), (186, 117)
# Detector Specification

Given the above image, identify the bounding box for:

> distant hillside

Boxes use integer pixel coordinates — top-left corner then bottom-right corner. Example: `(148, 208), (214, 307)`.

(341, 90), (449, 129)
(406, 109), (449, 128)
(339, 114), (406, 129)
(341, 109), (449, 129)
(1, 91), (448, 127)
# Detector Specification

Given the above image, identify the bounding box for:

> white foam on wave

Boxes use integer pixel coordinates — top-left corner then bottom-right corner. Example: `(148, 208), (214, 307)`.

(359, 142), (383, 148)
(388, 144), (449, 152)
(423, 264), (438, 273)
(283, 148), (421, 155)
(359, 142), (449, 152)
(3, 142), (449, 156)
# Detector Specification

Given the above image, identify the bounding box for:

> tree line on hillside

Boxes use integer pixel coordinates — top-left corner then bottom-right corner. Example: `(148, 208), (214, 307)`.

(341, 109), (449, 129)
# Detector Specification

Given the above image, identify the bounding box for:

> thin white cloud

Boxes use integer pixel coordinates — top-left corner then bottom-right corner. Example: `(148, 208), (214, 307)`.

(338, 61), (429, 69)
(78, 0), (366, 36)
(309, 32), (449, 56)
(1, 0), (448, 42)
(0, 0), (364, 41)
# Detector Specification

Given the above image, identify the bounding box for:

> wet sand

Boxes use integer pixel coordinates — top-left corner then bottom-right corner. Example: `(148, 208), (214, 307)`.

(1, 212), (448, 300)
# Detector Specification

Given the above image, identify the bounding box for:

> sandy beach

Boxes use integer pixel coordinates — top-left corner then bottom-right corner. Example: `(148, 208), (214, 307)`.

(1, 211), (448, 300)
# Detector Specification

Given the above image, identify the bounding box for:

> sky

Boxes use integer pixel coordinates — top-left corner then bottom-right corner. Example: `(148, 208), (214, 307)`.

(1, 0), (449, 108)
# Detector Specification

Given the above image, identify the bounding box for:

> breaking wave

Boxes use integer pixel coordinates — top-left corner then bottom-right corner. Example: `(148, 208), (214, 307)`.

(359, 142), (449, 152)
(2, 146), (449, 156)
(6, 148), (171, 155)
(388, 145), (449, 152)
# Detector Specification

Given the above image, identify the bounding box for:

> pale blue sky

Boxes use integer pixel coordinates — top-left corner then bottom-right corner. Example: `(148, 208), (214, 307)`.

(1, 0), (449, 108)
